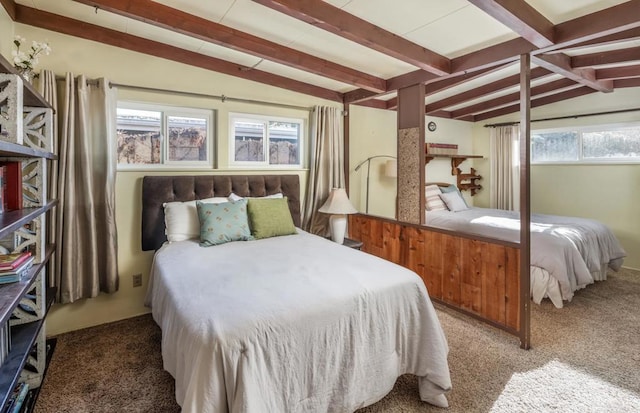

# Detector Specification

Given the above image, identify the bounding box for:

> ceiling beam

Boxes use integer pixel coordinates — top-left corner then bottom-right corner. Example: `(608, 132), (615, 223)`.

(15, 5), (343, 102)
(553, 0), (640, 48)
(614, 77), (640, 88)
(597, 64), (640, 80)
(251, 0), (451, 75)
(473, 86), (598, 122)
(571, 47), (640, 69)
(0, 0), (15, 20)
(532, 54), (613, 92)
(426, 67), (552, 113)
(543, 27), (640, 55)
(74, 0), (386, 93)
(467, 0), (554, 48)
(450, 78), (578, 118)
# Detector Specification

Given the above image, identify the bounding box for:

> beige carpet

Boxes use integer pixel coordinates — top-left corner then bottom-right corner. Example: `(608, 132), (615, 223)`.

(35, 268), (640, 413)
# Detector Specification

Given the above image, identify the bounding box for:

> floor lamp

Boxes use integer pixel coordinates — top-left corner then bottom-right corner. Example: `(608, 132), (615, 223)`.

(354, 155), (397, 214)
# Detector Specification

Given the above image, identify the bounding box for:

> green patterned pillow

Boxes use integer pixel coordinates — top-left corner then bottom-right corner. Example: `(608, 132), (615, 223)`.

(247, 197), (297, 239)
(196, 199), (253, 247)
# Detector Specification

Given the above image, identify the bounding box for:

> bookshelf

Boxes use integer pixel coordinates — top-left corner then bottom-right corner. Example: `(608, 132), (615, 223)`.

(0, 64), (56, 412)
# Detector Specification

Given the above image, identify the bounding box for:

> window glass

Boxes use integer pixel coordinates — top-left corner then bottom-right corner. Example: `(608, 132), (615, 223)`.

(582, 127), (640, 159)
(117, 108), (161, 165)
(234, 120), (265, 162)
(268, 121), (300, 165)
(167, 116), (208, 162)
(531, 131), (579, 162)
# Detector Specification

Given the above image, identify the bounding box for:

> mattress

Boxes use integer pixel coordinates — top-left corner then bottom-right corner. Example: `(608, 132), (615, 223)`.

(426, 207), (626, 308)
(145, 230), (451, 413)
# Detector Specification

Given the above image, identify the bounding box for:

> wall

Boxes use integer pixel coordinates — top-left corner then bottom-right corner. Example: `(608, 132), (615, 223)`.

(10, 24), (340, 335)
(472, 87), (640, 270)
(0, 7), (14, 58)
(348, 107), (475, 219)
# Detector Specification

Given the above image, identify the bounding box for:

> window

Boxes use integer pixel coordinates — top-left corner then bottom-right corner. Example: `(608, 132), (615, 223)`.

(532, 123), (640, 164)
(117, 102), (214, 168)
(229, 113), (303, 168)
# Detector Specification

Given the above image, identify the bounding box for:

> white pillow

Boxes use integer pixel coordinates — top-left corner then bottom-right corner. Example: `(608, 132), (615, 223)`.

(439, 191), (469, 212)
(228, 192), (283, 202)
(164, 197), (228, 242)
(425, 185), (447, 211)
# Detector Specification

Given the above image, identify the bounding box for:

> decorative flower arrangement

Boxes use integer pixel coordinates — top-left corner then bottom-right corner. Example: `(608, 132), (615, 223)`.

(12, 35), (51, 81)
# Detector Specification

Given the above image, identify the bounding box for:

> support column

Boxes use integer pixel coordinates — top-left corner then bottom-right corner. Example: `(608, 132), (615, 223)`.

(519, 53), (532, 350)
(396, 84), (426, 224)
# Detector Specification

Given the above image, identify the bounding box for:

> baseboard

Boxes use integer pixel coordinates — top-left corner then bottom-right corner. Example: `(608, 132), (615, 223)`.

(621, 265), (640, 272)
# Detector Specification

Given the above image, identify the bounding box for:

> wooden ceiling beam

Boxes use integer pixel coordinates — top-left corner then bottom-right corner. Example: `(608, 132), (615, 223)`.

(542, 27), (640, 55)
(426, 67), (552, 113)
(450, 78), (578, 118)
(472, 86), (597, 122)
(532, 54), (613, 92)
(73, 0), (386, 93)
(571, 47), (640, 69)
(596, 64), (640, 80)
(614, 77), (640, 88)
(553, 0), (640, 48)
(251, 0), (451, 75)
(0, 0), (16, 20)
(15, 5), (343, 102)
(467, 0), (555, 48)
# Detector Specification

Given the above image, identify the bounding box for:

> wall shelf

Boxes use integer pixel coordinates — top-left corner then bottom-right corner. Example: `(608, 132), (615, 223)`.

(425, 154), (483, 196)
(0, 54), (52, 110)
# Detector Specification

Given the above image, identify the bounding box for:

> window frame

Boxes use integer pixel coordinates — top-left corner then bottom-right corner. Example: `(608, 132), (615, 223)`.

(228, 112), (304, 169)
(117, 101), (215, 170)
(531, 122), (640, 165)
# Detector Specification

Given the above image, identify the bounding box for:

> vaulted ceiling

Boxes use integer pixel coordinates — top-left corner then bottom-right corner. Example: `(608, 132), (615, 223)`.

(4, 0), (640, 121)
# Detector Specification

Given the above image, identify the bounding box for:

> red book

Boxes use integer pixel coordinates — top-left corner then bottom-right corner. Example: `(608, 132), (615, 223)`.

(0, 162), (22, 211)
(0, 251), (31, 271)
(0, 166), (5, 214)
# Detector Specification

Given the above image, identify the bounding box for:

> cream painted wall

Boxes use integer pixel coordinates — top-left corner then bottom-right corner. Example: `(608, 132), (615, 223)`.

(472, 87), (640, 270)
(348, 107), (475, 219)
(0, 8), (14, 58)
(9, 24), (340, 335)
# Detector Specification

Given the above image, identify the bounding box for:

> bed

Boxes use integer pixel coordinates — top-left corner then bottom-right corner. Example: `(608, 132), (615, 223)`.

(142, 175), (451, 413)
(425, 184), (626, 308)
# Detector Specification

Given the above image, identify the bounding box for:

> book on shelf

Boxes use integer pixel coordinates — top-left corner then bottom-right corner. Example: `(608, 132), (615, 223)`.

(0, 166), (4, 215)
(2, 382), (29, 413)
(0, 252), (31, 271)
(0, 162), (22, 212)
(0, 257), (35, 285)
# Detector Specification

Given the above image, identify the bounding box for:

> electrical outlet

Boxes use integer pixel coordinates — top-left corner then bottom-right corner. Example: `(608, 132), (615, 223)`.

(132, 273), (142, 288)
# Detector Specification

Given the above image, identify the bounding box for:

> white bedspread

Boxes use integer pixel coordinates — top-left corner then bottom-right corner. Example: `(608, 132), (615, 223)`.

(146, 230), (451, 413)
(426, 208), (626, 307)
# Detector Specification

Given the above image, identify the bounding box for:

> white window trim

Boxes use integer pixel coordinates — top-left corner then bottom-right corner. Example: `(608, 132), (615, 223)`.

(117, 101), (215, 170)
(531, 121), (640, 165)
(229, 112), (304, 169)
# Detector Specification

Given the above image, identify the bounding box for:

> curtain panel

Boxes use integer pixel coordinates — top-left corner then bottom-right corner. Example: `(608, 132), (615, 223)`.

(489, 125), (520, 211)
(302, 106), (344, 236)
(40, 71), (119, 303)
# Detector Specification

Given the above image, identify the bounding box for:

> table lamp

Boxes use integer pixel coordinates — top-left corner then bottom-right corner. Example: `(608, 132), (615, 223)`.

(318, 188), (357, 244)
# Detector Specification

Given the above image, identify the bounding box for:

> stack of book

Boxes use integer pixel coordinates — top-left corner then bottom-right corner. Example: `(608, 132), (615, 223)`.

(425, 142), (458, 155)
(0, 252), (34, 285)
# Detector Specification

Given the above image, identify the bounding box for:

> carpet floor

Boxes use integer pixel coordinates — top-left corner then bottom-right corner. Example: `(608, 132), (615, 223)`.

(34, 268), (640, 413)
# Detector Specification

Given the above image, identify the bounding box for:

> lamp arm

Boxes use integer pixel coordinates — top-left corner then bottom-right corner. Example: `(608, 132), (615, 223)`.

(353, 155), (397, 171)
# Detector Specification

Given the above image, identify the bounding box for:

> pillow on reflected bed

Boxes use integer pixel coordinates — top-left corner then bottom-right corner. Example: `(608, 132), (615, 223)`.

(163, 197), (228, 242)
(439, 191), (469, 212)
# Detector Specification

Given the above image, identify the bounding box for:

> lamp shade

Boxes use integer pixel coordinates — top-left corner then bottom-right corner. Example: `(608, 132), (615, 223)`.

(318, 188), (358, 214)
(384, 159), (397, 178)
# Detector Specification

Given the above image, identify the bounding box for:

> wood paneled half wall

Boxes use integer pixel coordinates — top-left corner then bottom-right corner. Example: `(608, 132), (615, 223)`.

(349, 214), (527, 346)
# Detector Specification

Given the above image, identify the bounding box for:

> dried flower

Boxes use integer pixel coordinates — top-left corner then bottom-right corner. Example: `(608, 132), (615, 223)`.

(12, 35), (51, 76)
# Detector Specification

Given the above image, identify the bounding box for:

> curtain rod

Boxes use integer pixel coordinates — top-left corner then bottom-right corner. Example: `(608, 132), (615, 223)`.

(55, 75), (313, 112)
(483, 107), (640, 128)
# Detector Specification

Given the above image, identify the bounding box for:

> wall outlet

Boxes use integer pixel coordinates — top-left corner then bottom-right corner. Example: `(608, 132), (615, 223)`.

(132, 273), (143, 288)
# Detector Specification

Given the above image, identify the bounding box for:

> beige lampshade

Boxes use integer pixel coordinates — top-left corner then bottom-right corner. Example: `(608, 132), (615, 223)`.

(384, 159), (397, 178)
(318, 188), (358, 214)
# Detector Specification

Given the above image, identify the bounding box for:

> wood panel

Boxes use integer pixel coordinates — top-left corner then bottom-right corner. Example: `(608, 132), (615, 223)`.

(349, 214), (522, 339)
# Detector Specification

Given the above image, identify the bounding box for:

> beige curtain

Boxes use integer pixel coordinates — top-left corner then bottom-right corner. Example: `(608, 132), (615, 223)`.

(489, 125), (520, 210)
(51, 73), (119, 303)
(302, 106), (344, 236)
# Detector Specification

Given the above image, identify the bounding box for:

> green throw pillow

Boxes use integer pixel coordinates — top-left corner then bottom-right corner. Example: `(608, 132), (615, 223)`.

(247, 197), (297, 239)
(196, 199), (253, 247)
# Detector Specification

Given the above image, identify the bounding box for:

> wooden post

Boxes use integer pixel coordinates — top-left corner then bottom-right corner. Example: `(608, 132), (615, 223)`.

(396, 84), (426, 225)
(519, 53), (532, 350)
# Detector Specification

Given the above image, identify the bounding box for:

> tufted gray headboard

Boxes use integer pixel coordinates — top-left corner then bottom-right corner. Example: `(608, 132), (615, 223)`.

(141, 174), (301, 251)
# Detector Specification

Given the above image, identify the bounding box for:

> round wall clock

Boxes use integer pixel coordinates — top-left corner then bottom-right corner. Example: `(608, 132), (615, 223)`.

(427, 121), (437, 132)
